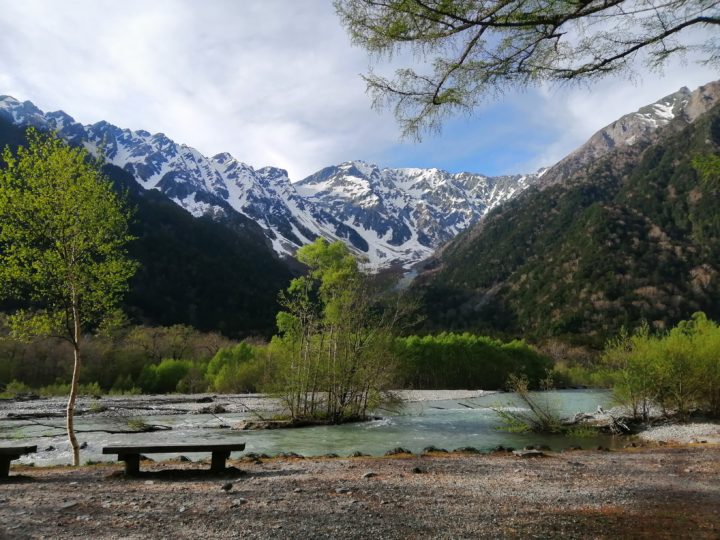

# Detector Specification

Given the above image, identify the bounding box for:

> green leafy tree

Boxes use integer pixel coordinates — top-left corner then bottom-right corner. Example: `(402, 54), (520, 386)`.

(0, 130), (137, 465)
(272, 239), (408, 423)
(335, 0), (720, 138)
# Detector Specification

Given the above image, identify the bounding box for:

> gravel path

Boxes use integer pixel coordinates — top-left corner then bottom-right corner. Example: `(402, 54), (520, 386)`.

(1, 445), (719, 539)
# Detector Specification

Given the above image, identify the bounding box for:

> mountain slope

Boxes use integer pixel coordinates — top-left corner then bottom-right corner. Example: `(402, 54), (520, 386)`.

(539, 83), (720, 188)
(418, 85), (720, 344)
(0, 96), (535, 269)
(0, 118), (293, 337)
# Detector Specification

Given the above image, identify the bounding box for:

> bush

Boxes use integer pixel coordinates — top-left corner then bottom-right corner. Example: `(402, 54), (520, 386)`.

(38, 381), (103, 397)
(603, 313), (720, 419)
(494, 373), (564, 433)
(394, 332), (552, 390)
(1, 379), (32, 397)
(207, 343), (266, 393)
(137, 359), (192, 393)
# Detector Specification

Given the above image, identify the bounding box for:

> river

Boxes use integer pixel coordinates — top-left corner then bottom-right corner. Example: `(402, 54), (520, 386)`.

(0, 389), (617, 466)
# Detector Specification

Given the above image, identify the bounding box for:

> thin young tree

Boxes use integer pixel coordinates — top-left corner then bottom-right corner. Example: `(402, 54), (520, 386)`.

(335, 0), (720, 139)
(0, 130), (137, 465)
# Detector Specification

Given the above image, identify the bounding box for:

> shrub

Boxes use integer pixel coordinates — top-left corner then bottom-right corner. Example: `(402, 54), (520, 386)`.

(1, 379), (32, 397)
(38, 381), (103, 397)
(494, 373), (564, 433)
(207, 343), (265, 393)
(603, 313), (720, 419)
(394, 332), (552, 390)
(137, 358), (192, 393)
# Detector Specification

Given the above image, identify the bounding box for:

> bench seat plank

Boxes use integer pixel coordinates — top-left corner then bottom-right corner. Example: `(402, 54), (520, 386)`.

(102, 443), (245, 454)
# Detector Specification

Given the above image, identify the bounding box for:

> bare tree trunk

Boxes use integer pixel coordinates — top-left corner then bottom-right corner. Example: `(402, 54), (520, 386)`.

(67, 300), (82, 466)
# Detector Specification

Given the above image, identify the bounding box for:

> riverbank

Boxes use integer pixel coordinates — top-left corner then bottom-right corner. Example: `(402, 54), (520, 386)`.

(1, 444), (719, 539)
(638, 423), (720, 445)
(0, 390), (498, 420)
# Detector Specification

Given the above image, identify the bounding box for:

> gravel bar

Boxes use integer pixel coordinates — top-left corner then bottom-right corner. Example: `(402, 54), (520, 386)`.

(1, 445), (719, 538)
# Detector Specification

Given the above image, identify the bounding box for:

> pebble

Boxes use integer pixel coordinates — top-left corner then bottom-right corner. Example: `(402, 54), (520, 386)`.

(232, 498), (248, 506)
(335, 487), (351, 494)
(362, 472), (377, 479)
(60, 502), (78, 510)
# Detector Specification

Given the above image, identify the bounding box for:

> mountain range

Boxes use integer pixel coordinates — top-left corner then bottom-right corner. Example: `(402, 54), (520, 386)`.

(0, 85), (709, 272)
(0, 95), (536, 270)
(0, 118), (293, 338)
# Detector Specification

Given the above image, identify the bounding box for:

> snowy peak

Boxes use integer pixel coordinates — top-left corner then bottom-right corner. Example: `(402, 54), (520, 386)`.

(293, 159), (536, 268)
(0, 95), (46, 126)
(0, 93), (537, 269)
(9, 83), (713, 271)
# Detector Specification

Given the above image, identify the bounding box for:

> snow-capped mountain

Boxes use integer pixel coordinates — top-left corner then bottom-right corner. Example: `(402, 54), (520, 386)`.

(0, 95), (536, 269)
(296, 162), (534, 267)
(3, 83), (711, 270)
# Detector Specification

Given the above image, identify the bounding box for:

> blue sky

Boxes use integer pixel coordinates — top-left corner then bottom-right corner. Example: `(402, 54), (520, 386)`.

(0, 0), (717, 180)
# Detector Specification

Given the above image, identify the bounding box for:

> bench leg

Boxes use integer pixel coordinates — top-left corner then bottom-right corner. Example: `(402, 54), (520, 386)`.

(0, 457), (10, 478)
(211, 451), (230, 472)
(120, 454), (140, 475)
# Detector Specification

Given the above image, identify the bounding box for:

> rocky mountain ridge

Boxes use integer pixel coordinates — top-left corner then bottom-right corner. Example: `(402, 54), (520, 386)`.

(1, 82), (716, 271)
(539, 82), (720, 188)
(0, 97), (535, 270)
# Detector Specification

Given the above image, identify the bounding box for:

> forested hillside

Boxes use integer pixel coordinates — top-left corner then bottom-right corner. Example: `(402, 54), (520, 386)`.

(418, 105), (720, 345)
(0, 120), (293, 337)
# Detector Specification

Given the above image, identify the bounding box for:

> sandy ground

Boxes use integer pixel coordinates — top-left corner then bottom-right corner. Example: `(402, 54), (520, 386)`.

(1, 445), (719, 539)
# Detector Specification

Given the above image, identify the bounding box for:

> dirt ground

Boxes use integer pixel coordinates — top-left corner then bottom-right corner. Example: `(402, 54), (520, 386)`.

(1, 445), (719, 539)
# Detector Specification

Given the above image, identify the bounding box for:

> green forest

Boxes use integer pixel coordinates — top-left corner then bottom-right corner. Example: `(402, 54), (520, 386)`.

(419, 104), (720, 345)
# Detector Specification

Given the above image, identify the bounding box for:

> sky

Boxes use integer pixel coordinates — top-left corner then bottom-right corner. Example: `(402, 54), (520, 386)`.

(0, 0), (717, 181)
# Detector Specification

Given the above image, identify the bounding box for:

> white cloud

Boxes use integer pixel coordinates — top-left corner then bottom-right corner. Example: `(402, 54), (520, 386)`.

(0, 0), (402, 179)
(515, 44), (720, 172)
(0, 1), (717, 180)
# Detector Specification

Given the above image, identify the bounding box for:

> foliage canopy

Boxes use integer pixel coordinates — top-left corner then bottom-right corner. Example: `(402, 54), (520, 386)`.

(335, 0), (720, 138)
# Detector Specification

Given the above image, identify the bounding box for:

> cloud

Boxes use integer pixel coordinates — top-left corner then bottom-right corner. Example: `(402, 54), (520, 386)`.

(0, 1), (717, 180)
(0, 0), (403, 179)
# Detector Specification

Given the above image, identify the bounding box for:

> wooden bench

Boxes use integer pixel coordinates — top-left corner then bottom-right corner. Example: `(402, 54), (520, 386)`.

(0, 445), (37, 478)
(102, 443), (246, 475)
